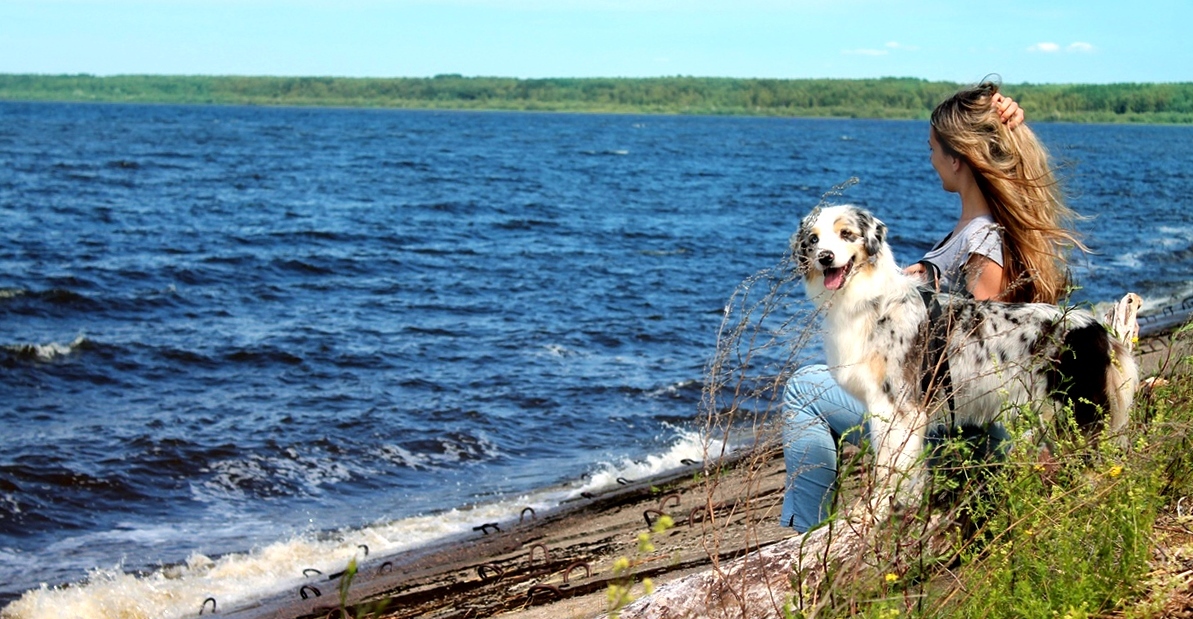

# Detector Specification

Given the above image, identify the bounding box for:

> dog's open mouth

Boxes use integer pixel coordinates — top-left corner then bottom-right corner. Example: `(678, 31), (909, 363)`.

(823, 259), (853, 291)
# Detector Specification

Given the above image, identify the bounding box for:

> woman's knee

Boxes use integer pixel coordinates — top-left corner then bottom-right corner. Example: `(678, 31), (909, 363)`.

(783, 364), (834, 409)
(782, 364), (867, 444)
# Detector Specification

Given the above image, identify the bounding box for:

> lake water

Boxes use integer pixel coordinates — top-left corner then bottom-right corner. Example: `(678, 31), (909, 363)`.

(1, 102), (1191, 617)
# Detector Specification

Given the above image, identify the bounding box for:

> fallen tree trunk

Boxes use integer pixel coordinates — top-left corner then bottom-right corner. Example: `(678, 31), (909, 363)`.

(614, 512), (952, 619)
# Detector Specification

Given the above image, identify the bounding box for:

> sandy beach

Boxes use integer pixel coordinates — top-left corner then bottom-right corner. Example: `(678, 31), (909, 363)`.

(192, 325), (1193, 619)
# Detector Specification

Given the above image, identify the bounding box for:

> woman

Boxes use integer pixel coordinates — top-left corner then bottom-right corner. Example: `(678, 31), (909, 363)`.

(779, 81), (1085, 531)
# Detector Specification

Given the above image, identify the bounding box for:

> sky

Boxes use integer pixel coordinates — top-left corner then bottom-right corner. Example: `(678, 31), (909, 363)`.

(1, 0), (1190, 84)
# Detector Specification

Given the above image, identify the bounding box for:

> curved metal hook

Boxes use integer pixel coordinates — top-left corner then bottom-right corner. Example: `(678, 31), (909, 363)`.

(643, 508), (666, 529)
(527, 584), (563, 601)
(477, 563), (504, 581)
(526, 542), (551, 567)
(562, 561), (591, 584)
(472, 522), (501, 535)
(199, 597), (217, 615)
(520, 507), (536, 523)
(302, 568), (323, 578)
(378, 561), (394, 575)
(658, 493), (681, 510)
(616, 477), (634, 485)
(688, 505), (710, 527)
(357, 544), (369, 557)
(299, 584), (322, 600)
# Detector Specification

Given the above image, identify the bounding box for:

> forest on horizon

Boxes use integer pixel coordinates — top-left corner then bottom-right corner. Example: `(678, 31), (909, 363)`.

(2, 74), (1192, 123)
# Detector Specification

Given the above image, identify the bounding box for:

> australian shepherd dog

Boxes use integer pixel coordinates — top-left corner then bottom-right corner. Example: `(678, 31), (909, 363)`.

(792, 204), (1138, 521)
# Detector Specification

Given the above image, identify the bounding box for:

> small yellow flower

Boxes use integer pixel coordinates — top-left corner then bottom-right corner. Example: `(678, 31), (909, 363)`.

(637, 532), (655, 553)
(884, 572), (898, 583)
(612, 556), (631, 574)
(1108, 465), (1123, 478)
(643, 578), (655, 595)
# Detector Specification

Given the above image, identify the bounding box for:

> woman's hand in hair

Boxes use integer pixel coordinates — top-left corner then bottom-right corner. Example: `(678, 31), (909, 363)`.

(993, 93), (1025, 130)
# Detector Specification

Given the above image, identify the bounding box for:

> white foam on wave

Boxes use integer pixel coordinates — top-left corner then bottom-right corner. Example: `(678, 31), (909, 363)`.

(1107, 224), (1192, 271)
(1, 429), (716, 619)
(570, 427), (725, 498)
(3, 536), (369, 619)
(538, 343), (580, 358)
(1156, 225), (1193, 247)
(644, 379), (701, 399)
(2, 503), (530, 619)
(3, 334), (86, 362)
(195, 450), (362, 502)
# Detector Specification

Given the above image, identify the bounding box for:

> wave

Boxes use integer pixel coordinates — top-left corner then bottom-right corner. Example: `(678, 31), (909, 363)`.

(570, 428), (723, 498)
(374, 433), (502, 471)
(195, 451), (360, 501)
(0, 429), (724, 619)
(2, 335), (87, 362)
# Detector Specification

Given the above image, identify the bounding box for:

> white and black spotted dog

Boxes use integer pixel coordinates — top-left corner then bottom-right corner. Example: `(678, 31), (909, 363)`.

(792, 204), (1138, 521)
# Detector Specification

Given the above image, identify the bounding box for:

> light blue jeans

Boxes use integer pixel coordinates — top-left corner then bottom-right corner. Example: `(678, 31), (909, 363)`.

(779, 365), (867, 531)
(779, 364), (1010, 531)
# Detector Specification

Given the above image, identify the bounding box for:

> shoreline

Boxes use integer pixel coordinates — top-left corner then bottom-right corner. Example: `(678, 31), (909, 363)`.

(2, 325), (1188, 619)
(292, 327), (1191, 619)
(187, 449), (791, 619)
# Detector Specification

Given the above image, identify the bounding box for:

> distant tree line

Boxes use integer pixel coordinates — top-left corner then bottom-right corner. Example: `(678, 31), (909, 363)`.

(2, 74), (1191, 123)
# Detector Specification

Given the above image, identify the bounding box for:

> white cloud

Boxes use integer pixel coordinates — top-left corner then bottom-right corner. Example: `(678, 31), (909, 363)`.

(1067, 42), (1095, 53)
(843, 48), (889, 56)
(1028, 42), (1061, 53)
(843, 41), (920, 56)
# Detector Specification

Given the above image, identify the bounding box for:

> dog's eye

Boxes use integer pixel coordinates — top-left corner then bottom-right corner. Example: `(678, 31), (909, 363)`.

(840, 230), (857, 242)
(808, 234), (819, 245)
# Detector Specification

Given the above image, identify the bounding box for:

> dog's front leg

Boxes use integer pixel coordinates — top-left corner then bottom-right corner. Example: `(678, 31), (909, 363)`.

(864, 402), (929, 524)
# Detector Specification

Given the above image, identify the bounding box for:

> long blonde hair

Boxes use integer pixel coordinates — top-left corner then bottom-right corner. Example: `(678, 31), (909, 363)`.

(931, 81), (1085, 304)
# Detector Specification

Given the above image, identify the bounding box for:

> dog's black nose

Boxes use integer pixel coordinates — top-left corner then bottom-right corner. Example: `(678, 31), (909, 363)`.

(818, 250), (834, 267)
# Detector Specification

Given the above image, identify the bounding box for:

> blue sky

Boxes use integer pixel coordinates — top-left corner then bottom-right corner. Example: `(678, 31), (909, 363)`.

(2, 0), (1189, 84)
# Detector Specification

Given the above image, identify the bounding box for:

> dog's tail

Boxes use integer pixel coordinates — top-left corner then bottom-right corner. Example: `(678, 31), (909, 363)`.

(1104, 337), (1138, 446)
(1054, 313), (1138, 446)
(1101, 292), (1142, 444)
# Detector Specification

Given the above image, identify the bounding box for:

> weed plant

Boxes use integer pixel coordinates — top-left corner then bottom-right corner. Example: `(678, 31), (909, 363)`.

(701, 211), (1193, 618)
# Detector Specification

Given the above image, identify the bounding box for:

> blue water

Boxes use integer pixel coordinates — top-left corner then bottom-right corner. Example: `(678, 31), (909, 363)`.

(1, 102), (1191, 613)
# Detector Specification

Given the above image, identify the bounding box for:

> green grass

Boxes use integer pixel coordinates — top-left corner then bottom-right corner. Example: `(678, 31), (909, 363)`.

(793, 348), (1193, 619)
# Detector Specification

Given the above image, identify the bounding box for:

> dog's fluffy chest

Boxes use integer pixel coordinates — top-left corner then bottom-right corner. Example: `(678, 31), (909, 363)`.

(823, 290), (925, 402)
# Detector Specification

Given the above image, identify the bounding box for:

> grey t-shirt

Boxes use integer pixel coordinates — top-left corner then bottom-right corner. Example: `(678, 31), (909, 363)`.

(920, 216), (1004, 295)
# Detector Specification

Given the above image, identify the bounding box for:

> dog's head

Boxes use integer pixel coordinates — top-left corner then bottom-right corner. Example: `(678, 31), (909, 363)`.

(791, 205), (888, 293)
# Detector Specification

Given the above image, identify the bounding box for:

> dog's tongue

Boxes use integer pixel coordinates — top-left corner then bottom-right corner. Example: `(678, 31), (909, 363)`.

(824, 267), (847, 291)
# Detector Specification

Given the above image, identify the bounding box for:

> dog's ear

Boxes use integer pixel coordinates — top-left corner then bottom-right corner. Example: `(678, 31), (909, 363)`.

(863, 217), (887, 259)
(790, 208), (821, 274)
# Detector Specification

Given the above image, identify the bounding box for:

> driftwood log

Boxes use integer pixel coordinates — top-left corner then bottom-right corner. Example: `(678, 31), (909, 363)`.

(613, 511), (952, 619)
